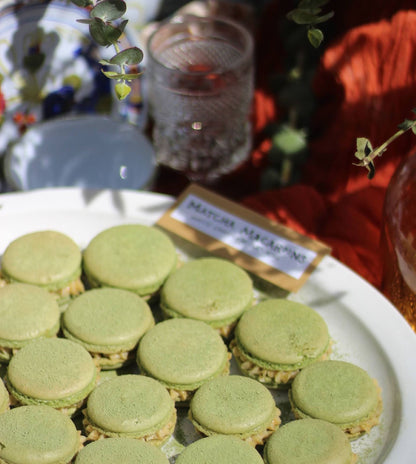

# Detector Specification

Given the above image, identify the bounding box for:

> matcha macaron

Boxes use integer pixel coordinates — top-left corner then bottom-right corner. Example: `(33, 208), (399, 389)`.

(6, 338), (97, 416)
(175, 435), (264, 464)
(0, 405), (82, 464)
(137, 318), (231, 403)
(230, 299), (331, 388)
(263, 419), (357, 464)
(82, 374), (176, 445)
(0, 230), (84, 306)
(189, 375), (281, 447)
(75, 437), (169, 464)
(62, 288), (155, 370)
(289, 360), (383, 439)
(0, 283), (60, 363)
(82, 224), (177, 299)
(0, 379), (10, 413)
(160, 257), (254, 337)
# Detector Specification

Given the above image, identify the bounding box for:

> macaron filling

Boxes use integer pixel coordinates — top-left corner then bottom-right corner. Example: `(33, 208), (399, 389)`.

(289, 360), (383, 440)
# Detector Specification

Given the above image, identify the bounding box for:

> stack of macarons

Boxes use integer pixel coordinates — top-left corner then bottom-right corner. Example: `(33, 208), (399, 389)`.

(230, 298), (331, 388)
(0, 230), (85, 307)
(160, 257), (254, 337)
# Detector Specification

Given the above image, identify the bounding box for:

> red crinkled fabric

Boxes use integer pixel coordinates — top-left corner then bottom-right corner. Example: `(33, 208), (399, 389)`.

(244, 5), (416, 290)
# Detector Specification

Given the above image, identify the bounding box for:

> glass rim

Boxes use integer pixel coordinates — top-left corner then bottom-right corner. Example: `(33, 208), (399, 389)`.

(146, 14), (254, 75)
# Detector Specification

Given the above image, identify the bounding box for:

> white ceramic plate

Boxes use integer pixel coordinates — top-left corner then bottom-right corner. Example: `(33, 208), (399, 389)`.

(4, 115), (156, 191)
(0, 187), (415, 463)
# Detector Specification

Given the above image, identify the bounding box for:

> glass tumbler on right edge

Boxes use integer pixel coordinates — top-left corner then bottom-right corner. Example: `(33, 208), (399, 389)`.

(145, 14), (254, 184)
(381, 151), (416, 331)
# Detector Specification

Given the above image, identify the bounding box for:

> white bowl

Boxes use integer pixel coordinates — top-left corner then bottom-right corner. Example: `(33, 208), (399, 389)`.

(4, 115), (156, 191)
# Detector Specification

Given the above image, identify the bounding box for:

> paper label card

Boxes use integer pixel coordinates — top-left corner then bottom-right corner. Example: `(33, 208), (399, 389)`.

(157, 184), (331, 292)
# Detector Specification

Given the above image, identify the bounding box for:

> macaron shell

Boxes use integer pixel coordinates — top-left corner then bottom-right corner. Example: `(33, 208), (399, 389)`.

(235, 299), (329, 367)
(290, 360), (380, 425)
(74, 437), (169, 464)
(137, 319), (229, 387)
(160, 257), (253, 322)
(86, 375), (175, 435)
(190, 375), (277, 435)
(0, 405), (80, 464)
(1, 230), (82, 289)
(0, 283), (60, 344)
(264, 419), (354, 464)
(7, 338), (96, 401)
(62, 288), (154, 350)
(175, 435), (264, 464)
(82, 225), (177, 295)
(0, 380), (9, 413)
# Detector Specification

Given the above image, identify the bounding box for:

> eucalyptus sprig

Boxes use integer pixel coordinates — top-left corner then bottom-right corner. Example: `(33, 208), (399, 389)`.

(70, 0), (143, 100)
(354, 109), (416, 179)
(287, 0), (334, 48)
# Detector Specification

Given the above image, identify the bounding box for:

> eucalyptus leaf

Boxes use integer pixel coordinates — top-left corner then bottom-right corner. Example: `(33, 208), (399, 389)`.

(89, 19), (122, 46)
(307, 27), (324, 47)
(412, 125), (416, 135)
(312, 11), (335, 24)
(90, 0), (126, 22)
(287, 9), (318, 25)
(70, 0), (93, 7)
(272, 125), (307, 156)
(108, 47), (143, 66)
(398, 119), (415, 131)
(102, 70), (141, 80)
(115, 81), (131, 100)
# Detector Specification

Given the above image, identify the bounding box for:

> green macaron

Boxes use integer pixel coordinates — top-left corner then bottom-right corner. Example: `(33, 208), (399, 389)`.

(231, 299), (331, 388)
(82, 224), (177, 299)
(0, 283), (61, 363)
(175, 435), (264, 464)
(160, 257), (254, 337)
(74, 437), (170, 464)
(0, 230), (84, 305)
(82, 374), (176, 445)
(62, 288), (155, 370)
(0, 379), (10, 413)
(0, 405), (81, 464)
(189, 375), (281, 447)
(136, 318), (231, 403)
(263, 419), (356, 464)
(289, 360), (383, 440)
(6, 338), (97, 416)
